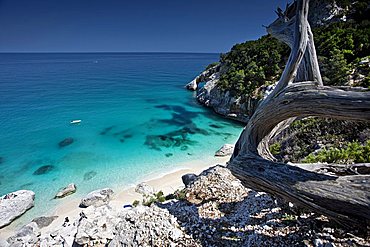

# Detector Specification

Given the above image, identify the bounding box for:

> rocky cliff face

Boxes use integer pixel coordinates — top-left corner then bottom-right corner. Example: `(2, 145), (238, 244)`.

(185, 0), (356, 123)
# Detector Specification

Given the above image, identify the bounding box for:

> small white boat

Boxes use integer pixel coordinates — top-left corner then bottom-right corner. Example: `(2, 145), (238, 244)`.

(70, 120), (82, 124)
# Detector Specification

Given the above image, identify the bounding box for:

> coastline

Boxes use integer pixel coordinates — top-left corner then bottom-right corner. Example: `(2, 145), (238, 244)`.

(0, 154), (231, 239)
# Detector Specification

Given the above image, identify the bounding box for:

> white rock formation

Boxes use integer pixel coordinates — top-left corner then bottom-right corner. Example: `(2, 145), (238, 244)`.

(0, 190), (35, 228)
(135, 182), (155, 196)
(215, 144), (234, 157)
(54, 183), (76, 199)
(79, 188), (114, 208)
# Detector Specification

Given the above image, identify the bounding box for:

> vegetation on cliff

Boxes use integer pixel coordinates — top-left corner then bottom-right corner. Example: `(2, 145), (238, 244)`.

(205, 0), (370, 163)
(216, 1), (369, 98)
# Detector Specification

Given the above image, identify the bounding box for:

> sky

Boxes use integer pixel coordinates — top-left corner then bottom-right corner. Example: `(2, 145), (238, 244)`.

(0, 0), (290, 53)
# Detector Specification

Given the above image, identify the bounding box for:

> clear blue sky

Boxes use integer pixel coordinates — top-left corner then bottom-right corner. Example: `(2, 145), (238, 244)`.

(0, 0), (290, 53)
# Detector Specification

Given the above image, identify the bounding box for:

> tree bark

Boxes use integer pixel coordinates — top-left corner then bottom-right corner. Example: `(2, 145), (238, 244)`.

(229, 0), (370, 227)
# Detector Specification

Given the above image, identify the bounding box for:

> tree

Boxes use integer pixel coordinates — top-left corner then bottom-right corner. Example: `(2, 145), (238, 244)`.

(228, 0), (370, 228)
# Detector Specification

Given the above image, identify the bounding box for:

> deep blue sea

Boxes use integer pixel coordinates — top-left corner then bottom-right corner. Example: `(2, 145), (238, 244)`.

(0, 53), (242, 221)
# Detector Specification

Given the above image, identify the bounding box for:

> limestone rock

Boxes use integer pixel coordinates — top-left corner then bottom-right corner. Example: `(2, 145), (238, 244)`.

(135, 182), (155, 196)
(6, 222), (40, 246)
(54, 183), (76, 199)
(0, 190), (35, 228)
(74, 205), (119, 246)
(79, 188), (114, 208)
(181, 173), (197, 187)
(32, 216), (58, 228)
(215, 144), (234, 157)
(109, 205), (188, 246)
(185, 64), (219, 91)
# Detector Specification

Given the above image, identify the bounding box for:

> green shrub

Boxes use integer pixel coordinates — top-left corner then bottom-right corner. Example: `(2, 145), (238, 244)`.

(132, 200), (140, 207)
(270, 143), (281, 156)
(303, 141), (370, 164)
(142, 190), (167, 206)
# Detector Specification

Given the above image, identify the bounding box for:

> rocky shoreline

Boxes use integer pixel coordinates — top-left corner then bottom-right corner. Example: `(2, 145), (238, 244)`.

(1, 163), (369, 246)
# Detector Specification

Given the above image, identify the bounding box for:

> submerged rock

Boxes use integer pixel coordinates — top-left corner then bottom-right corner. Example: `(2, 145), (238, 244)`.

(80, 188), (114, 208)
(181, 173), (197, 187)
(54, 183), (76, 199)
(135, 182), (155, 196)
(83, 171), (97, 181)
(58, 137), (74, 148)
(32, 216), (58, 228)
(0, 156), (4, 164)
(215, 144), (234, 157)
(0, 190), (35, 228)
(165, 153), (173, 157)
(32, 165), (54, 175)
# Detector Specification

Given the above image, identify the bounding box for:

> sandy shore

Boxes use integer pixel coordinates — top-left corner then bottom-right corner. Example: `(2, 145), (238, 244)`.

(0, 155), (230, 239)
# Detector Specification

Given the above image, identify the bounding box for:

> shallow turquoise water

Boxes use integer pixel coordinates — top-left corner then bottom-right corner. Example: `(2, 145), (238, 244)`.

(0, 53), (243, 222)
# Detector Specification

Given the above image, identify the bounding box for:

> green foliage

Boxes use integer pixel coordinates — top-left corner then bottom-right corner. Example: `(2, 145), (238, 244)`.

(218, 35), (289, 98)
(269, 143), (281, 156)
(132, 200), (140, 207)
(142, 190), (166, 206)
(206, 62), (220, 70)
(303, 141), (370, 164)
(215, 4), (370, 96)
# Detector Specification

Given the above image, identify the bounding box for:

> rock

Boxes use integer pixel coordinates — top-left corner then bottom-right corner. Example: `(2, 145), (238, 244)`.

(32, 216), (58, 228)
(181, 173), (197, 187)
(135, 182), (155, 196)
(79, 188), (114, 208)
(0, 156), (4, 164)
(83, 171), (97, 181)
(0, 190), (35, 228)
(314, 238), (324, 247)
(108, 205), (188, 246)
(75, 205), (119, 246)
(32, 165), (54, 175)
(54, 183), (76, 199)
(58, 137), (74, 148)
(185, 65), (219, 91)
(215, 144), (234, 156)
(7, 222), (40, 246)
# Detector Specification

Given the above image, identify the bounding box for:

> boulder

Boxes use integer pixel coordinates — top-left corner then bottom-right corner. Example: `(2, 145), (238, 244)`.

(58, 138), (74, 148)
(32, 216), (58, 228)
(79, 188), (114, 208)
(135, 182), (155, 196)
(181, 173), (197, 187)
(215, 144), (234, 157)
(0, 190), (35, 228)
(6, 222), (39, 246)
(74, 205), (119, 246)
(54, 183), (76, 199)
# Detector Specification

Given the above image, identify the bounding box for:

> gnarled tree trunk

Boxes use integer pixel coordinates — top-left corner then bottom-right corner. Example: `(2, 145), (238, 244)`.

(228, 0), (370, 228)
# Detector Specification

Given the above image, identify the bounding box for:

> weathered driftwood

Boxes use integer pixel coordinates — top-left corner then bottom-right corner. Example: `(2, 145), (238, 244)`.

(228, 0), (370, 227)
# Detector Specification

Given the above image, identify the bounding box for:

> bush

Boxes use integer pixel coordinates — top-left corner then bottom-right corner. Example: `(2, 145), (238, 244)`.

(270, 143), (281, 156)
(303, 141), (370, 164)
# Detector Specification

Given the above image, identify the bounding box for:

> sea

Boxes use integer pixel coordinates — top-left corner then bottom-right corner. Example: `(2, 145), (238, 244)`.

(0, 53), (243, 222)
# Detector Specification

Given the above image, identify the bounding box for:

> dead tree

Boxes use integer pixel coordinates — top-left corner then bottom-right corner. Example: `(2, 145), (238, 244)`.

(228, 0), (370, 227)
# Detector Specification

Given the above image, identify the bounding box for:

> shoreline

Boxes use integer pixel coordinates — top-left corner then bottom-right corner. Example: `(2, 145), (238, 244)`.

(0, 154), (231, 239)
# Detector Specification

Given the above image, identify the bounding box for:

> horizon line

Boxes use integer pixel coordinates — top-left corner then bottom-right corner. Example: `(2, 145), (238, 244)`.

(0, 51), (221, 54)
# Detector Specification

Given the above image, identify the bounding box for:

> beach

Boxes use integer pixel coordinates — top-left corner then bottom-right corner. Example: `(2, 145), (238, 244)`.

(0, 155), (231, 239)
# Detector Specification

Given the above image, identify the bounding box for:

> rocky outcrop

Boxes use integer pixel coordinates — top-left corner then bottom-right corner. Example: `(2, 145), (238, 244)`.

(79, 188), (114, 208)
(181, 173), (197, 187)
(109, 205), (191, 246)
(54, 183), (76, 199)
(185, 65), (219, 91)
(32, 216), (58, 228)
(0, 190), (35, 228)
(186, 68), (258, 123)
(75, 205), (119, 246)
(4, 166), (370, 246)
(215, 144), (234, 157)
(6, 222), (40, 246)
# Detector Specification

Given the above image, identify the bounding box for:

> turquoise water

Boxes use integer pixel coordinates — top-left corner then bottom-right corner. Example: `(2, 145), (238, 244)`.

(0, 53), (242, 222)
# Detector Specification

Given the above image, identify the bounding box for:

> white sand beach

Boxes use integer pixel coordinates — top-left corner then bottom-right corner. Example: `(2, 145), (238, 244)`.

(0, 155), (230, 239)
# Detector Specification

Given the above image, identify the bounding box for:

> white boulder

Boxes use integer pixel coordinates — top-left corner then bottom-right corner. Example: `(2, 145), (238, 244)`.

(0, 190), (35, 228)
(79, 188), (114, 208)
